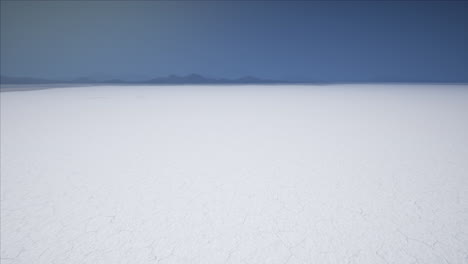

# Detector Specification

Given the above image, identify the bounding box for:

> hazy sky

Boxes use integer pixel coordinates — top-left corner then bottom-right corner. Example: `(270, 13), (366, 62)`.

(1, 1), (467, 82)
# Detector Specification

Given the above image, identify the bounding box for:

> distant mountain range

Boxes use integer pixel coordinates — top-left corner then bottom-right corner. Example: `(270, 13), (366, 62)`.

(0, 74), (288, 85)
(3, 74), (465, 86)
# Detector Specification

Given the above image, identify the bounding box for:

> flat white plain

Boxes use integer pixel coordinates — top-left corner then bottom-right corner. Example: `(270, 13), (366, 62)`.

(1, 84), (467, 264)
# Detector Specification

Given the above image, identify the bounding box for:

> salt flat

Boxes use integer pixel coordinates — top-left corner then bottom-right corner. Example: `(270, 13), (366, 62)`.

(1, 84), (467, 263)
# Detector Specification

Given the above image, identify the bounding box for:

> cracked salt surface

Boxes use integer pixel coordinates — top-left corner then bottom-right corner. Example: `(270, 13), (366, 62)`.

(1, 84), (468, 263)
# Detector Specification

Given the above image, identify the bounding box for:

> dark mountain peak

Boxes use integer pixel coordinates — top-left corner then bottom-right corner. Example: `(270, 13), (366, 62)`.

(186, 73), (203, 78)
(72, 77), (94, 83)
(236, 76), (261, 82)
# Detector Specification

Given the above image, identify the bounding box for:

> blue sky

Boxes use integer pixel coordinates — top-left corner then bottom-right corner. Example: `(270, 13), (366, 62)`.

(1, 1), (467, 82)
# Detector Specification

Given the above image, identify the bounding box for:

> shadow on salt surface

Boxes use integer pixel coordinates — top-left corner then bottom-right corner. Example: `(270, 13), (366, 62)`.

(0, 84), (101, 92)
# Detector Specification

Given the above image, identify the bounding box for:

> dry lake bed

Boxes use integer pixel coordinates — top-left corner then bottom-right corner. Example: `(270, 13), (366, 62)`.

(1, 84), (467, 263)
